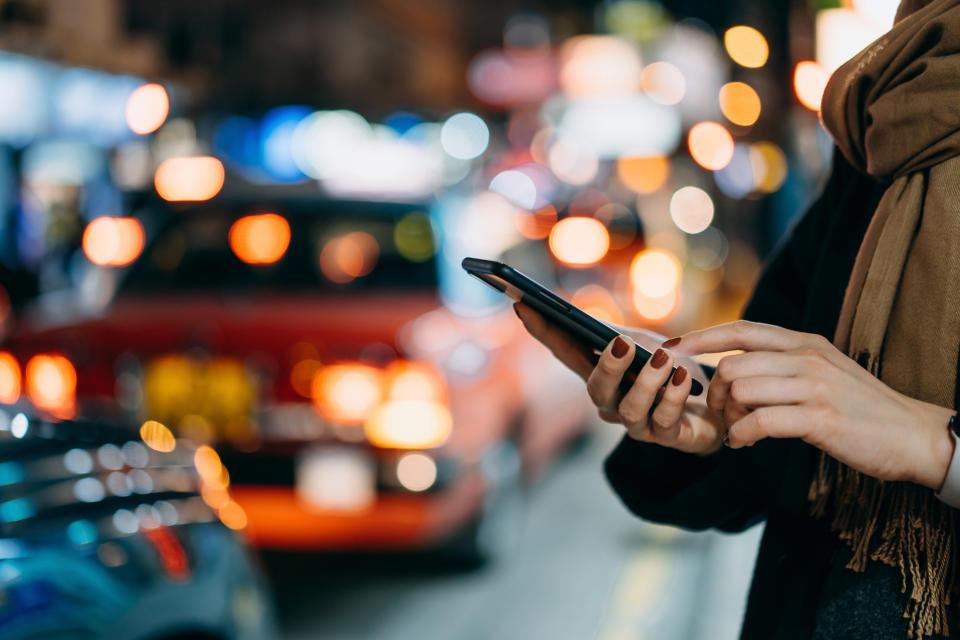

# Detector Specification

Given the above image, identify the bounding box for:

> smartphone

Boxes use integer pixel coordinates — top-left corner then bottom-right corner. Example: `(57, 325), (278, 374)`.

(461, 257), (703, 396)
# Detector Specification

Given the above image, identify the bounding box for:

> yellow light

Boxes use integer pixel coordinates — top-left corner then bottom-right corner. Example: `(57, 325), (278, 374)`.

(794, 61), (830, 112)
(719, 82), (762, 127)
(125, 83), (169, 135)
(616, 156), (669, 194)
(630, 248), (682, 298)
(0, 352), (21, 404)
(383, 361), (446, 403)
(688, 122), (734, 171)
(560, 35), (643, 97)
(365, 400), (452, 450)
(82, 217), (145, 267)
(724, 26), (769, 68)
(548, 217), (610, 267)
(194, 445), (229, 489)
(319, 231), (380, 283)
(140, 420), (175, 453)
(749, 142), (788, 193)
(201, 483), (230, 510)
(640, 61), (686, 105)
(394, 213), (435, 262)
(218, 500), (248, 530)
(633, 288), (679, 322)
(396, 453), (438, 492)
(670, 186), (714, 234)
(228, 213), (291, 265)
(154, 156), (225, 202)
(312, 364), (383, 423)
(25, 354), (76, 416)
(571, 285), (624, 325)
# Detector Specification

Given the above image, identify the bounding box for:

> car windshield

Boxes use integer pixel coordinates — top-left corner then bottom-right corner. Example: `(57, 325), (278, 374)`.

(122, 200), (439, 293)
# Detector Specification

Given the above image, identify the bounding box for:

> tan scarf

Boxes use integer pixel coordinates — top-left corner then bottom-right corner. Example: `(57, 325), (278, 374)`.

(811, 0), (960, 636)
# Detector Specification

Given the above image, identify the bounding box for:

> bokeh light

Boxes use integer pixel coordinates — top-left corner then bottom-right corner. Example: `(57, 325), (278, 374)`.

(140, 420), (175, 453)
(125, 83), (169, 135)
(633, 288), (679, 322)
(394, 212), (436, 262)
(365, 400), (453, 449)
(319, 231), (380, 283)
(440, 112), (490, 160)
(82, 217), (145, 267)
(490, 170), (537, 209)
(688, 122), (734, 171)
(616, 156), (669, 194)
(548, 217), (610, 267)
(630, 248), (682, 298)
(154, 156), (225, 202)
(719, 82), (762, 127)
(312, 364), (383, 423)
(0, 352), (20, 404)
(396, 453), (438, 492)
(228, 213), (291, 265)
(640, 61), (686, 105)
(670, 186), (714, 234)
(25, 354), (76, 416)
(794, 61), (829, 111)
(571, 285), (624, 325)
(515, 204), (558, 240)
(714, 144), (755, 199)
(548, 137), (599, 185)
(750, 142), (788, 193)
(724, 26), (769, 68)
(218, 501), (248, 530)
(560, 35), (643, 97)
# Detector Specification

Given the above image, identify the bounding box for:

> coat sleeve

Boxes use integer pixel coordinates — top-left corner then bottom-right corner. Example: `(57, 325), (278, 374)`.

(603, 151), (857, 533)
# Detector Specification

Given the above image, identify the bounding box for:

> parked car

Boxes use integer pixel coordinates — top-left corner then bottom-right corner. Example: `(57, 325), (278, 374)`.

(3, 194), (588, 562)
(0, 408), (276, 640)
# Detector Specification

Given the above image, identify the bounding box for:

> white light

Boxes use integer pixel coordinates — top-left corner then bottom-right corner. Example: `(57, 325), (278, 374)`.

(112, 509), (139, 535)
(489, 170), (537, 209)
(557, 95), (681, 159)
(440, 112), (490, 160)
(296, 449), (376, 512)
(74, 477), (106, 503)
(670, 186), (714, 234)
(852, 0), (899, 27)
(396, 453), (438, 492)
(10, 413), (27, 439)
(64, 448), (94, 475)
(107, 471), (132, 497)
(121, 442), (149, 468)
(547, 137), (599, 185)
(816, 9), (886, 72)
(97, 444), (124, 471)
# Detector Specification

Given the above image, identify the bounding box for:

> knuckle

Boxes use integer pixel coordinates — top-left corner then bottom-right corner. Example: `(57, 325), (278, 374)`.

(617, 400), (646, 426)
(729, 378), (749, 403)
(585, 377), (606, 404)
(597, 355), (623, 376)
(716, 358), (735, 382)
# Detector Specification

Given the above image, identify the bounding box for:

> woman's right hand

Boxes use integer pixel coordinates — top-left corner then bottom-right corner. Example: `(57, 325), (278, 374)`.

(515, 303), (727, 455)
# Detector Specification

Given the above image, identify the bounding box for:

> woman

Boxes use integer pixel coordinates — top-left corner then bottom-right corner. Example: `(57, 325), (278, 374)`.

(516, 0), (960, 637)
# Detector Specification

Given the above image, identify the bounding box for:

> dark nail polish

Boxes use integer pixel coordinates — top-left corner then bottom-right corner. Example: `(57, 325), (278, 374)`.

(612, 336), (629, 358)
(671, 366), (687, 386)
(662, 337), (682, 348)
(651, 348), (668, 369)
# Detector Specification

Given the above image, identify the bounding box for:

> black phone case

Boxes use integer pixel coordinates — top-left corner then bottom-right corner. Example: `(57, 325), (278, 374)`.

(461, 257), (703, 396)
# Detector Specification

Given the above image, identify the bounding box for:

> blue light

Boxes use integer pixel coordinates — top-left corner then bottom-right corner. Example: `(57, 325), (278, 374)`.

(260, 106), (312, 182)
(0, 462), (25, 486)
(384, 111), (423, 136)
(66, 519), (98, 546)
(213, 116), (262, 172)
(0, 498), (36, 523)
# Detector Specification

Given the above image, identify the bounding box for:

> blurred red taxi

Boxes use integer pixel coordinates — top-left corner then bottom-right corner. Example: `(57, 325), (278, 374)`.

(3, 196), (587, 561)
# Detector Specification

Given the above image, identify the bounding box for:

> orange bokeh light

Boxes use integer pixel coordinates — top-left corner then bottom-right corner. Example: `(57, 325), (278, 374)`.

(688, 122), (735, 171)
(82, 217), (145, 267)
(126, 83), (170, 135)
(633, 288), (680, 322)
(630, 248), (682, 299)
(228, 213), (291, 265)
(548, 217), (610, 267)
(515, 204), (558, 240)
(794, 61), (830, 112)
(25, 354), (76, 416)
(218, 500), (248, 530)
(0, 352), (21, 404)
(616, 156), (670, 194)
(312, 364), (383, 423)
(319, 232), (380, 284)
(154, 156), (225, 202)
(383, 360), (446, 403)
(724, 26), (769, 69)
(571, 285), (624, 325)
(719, 82), (762, 127)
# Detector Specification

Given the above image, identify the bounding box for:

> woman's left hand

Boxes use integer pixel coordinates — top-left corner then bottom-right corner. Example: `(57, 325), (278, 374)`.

(665, 320), (956, 490)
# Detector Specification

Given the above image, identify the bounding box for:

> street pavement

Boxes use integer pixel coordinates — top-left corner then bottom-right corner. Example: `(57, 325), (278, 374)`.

(265, 423), (764, 640)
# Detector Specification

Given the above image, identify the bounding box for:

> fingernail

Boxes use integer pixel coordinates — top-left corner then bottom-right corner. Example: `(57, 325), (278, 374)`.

(722, 433), (730, 448)
(651, 348), (668, 369)
(662, 337), (681, 348)
(671, 366), (687, 386)
(612, 336), (629, 358)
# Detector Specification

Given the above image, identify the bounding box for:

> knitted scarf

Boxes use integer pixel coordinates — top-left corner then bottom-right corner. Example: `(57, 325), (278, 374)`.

(810, 0), (960, 636)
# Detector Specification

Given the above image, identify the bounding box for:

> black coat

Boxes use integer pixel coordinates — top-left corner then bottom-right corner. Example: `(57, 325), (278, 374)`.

(604, 150), (895, 638)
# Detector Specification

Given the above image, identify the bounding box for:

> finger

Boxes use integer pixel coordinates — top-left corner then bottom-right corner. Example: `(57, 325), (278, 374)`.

(619, 348), (673, 438)
(708, 351), (805, 413)
(663, 320), (820, 357)
(586, 335), (636, 412)
(726, 406), (809, 448)
(649, 365), (692, 439)
(515, 303), (595, 379)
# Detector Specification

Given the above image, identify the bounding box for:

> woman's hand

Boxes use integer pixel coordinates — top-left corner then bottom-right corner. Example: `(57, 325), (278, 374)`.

(514, 303), (726, 455)
(666, 320), (957, 490)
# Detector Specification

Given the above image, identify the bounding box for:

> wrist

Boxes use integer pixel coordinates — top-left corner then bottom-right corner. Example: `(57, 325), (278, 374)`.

(912, 400), (956, 491)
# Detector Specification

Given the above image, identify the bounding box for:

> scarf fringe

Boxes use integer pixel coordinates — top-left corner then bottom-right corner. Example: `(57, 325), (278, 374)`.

(809, 452), (957, 638)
